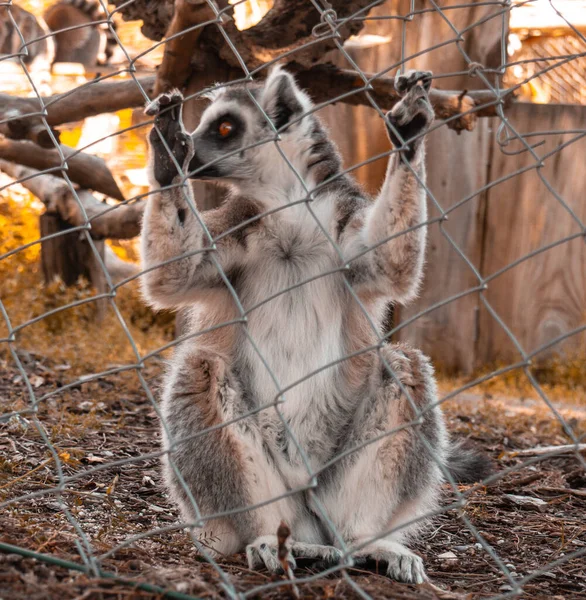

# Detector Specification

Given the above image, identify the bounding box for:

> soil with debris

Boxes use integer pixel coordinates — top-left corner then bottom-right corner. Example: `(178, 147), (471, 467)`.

(1, 351), (585, 600)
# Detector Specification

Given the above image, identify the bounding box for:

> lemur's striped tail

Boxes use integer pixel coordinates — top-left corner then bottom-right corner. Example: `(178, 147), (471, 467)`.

(446, 440), (493, 484)
(68, 0), (118, 64)
(45, 0), (118, 66)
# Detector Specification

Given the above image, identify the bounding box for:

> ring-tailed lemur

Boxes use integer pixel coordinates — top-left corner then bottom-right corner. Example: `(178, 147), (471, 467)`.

(1, 2), (117, 71)
(141, 68), (490, 584)
(0, 4), (54, 67)
(44, 0), (118, 67)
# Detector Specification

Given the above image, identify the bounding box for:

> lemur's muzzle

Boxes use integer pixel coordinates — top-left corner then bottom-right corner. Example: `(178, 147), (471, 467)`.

(188, 150), (222, 180)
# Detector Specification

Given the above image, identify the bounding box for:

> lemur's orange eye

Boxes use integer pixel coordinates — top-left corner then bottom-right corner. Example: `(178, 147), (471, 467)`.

(218, 121), (233, 137)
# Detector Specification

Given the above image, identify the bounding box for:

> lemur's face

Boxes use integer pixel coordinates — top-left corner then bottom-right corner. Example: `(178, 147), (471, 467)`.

(188, 68), (313, 186)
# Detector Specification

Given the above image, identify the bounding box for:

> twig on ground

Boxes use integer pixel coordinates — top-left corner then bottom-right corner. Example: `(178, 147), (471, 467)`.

(505, 444), (586, 458)
(0, 458), (52, 491)
(277, 521), (300, 599)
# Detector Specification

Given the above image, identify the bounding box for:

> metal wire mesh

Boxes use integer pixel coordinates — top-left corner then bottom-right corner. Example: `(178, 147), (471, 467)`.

(1, 0), (585, 598)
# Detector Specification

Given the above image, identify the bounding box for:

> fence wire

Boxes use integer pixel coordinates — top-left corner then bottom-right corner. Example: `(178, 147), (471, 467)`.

(0, 0), (585, 599)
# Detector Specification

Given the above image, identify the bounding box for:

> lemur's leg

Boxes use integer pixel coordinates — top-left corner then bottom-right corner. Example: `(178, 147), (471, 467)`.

(161, 347), (299, 560)
(315, 343), (449, 584)
(342, 71), (434, 304)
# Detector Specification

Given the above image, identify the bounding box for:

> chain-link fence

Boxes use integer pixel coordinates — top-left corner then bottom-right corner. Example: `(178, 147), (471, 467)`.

(1, 1), (585, 598)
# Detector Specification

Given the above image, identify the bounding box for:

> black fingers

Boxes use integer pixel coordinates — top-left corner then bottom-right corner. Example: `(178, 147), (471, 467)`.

(147, 92), (191, 186)
(145, 91), (184, 116)
(386, 112), (429, 162)
(394, 70), (433, 95)
(387, 71), (434, 161)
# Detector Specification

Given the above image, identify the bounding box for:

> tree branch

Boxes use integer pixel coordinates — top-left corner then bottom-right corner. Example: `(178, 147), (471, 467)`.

(0, 105), (60, 148)
(122, 0), (376, 94)
(242, 0), (373, 67)
(0, 63), (508, 159)
(0, 139), (125, 201)
(154, 0), (218, 95)
(0, 160), (143, 239)
(0, 77), (155, 148)
(46, 77), (155, 127)
(109, 1), (511, 132)
(292, 64), (510, 132)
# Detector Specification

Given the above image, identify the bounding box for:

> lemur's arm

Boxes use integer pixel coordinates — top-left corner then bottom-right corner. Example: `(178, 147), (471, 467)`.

(140, 92), (256, 310)
(340, 71), (434, 304)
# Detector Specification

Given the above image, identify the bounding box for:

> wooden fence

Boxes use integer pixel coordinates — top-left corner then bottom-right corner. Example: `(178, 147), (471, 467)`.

(310, 0), (586, 373)
(323, 101), (586, 373)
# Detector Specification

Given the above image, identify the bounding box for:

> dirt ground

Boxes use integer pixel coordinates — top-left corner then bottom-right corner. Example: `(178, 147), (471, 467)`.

(1, 350), (585, 600)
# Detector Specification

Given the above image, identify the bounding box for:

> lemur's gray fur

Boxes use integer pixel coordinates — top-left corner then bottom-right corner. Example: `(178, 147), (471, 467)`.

(141, 68), (489, 584)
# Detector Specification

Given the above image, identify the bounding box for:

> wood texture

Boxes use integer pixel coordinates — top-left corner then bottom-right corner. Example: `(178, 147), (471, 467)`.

(477, 102), (586, 364)
(319, 0), (506, 372)
(40, 214), (107, 318)
(0, 161), (143, 239)
(319, 21), (586, 370)
(0, 139), (125, 201)
(387, 0), (506, 373)
(0, 77), (155, 147)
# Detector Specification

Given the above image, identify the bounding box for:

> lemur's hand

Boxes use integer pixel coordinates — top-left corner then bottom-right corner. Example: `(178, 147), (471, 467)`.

(145, 91), (194, 186)
(385, 70), (434, 161)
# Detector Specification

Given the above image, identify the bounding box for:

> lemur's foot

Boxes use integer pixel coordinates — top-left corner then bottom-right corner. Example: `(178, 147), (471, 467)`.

(386, 70), (434, 161)
(246, 536), (342, 574)
(289, 541), (343, 569)
(145, 90), (194, 186)
(351, 540), (427, 584)
(246, 535), (296, 574)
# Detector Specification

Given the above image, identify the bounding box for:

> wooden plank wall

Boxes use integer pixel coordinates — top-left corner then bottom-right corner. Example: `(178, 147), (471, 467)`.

(325, 99), (586, 373)
(319, 1), (586, 372)
(319, 0), (506, 372)
(477, 103), (586, 366)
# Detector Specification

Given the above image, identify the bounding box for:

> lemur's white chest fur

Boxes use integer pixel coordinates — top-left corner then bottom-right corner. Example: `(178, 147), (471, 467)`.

(234, 196), (350, 482)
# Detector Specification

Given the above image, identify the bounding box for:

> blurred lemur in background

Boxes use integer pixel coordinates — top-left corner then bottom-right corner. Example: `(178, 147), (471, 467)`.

(1, 1), (117, 71)
(140, 67), (490, 584)
(44, 0), (118, 67)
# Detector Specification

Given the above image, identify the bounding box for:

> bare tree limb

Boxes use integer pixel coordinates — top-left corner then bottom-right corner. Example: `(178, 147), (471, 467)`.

(154, 0), (218, 96)
(293, 64), (510, 132)
(0, 106), (60, 148)
(114, 0), (377, 70)
(0, 63), (508, 157)
(0, 77), (155, 148)
(105, 1), (513, 134)
(0, 160), (143, 239)
(46, 77), (155, 127)
(0, 140), (125, 201)
(115, 0), (376, 94)
(241, 0), (373, 67)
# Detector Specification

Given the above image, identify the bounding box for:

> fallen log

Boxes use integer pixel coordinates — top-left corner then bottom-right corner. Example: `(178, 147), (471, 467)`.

(0, 160), (143, 239)
(0, 140), (125, 201)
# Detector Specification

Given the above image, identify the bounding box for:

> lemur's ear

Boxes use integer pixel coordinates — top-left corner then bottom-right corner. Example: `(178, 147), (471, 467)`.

(261, 68), (306, 130)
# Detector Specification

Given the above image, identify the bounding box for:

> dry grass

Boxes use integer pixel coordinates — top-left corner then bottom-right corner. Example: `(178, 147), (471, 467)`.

(0, 191), (174, 385)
